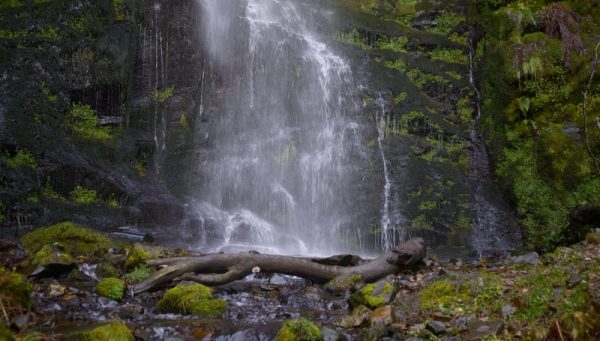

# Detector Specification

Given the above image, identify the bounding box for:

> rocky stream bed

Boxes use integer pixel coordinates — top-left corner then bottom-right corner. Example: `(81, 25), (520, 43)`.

(0, 223), (599, 340)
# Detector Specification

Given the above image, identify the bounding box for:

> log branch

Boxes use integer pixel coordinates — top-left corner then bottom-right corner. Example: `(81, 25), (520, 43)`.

(133, 238), (426, 294)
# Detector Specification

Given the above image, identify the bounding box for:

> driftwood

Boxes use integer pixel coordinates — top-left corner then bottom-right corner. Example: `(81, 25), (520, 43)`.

(133, 238), (426, 294)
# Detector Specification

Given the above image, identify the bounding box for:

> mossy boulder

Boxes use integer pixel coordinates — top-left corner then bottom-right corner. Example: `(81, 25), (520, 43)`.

(349, 279), (395, 309)
(419, 279), (472, 311)
(96, 278), (126, 301)
(86, 322), (134, 341)
(324, 274), (364, 292)
(276, 318), (322, 341)
(156, 283), (227, 317)
(29, 244), (74, 267)
(0, 267), (33, 309)
(0, 323), (15, 341)
(21, 222), (113, 258)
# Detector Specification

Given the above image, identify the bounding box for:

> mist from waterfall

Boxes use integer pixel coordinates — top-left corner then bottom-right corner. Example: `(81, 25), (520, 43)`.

(192, 0), (375, 255)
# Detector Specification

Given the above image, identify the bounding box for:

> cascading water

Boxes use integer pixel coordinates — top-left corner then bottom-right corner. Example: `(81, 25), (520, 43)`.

(193, 0), (372, 255)
(374, 95), (394, 252)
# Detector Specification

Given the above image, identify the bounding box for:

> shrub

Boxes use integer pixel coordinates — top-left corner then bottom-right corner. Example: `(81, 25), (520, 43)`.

(66, 103), (111, 141)
(70, 186), (97, 204)
(2, 149), (37, 169)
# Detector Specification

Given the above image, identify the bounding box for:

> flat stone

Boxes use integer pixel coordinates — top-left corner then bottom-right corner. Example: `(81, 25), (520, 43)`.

(467, 320), (503, 341)
(321, 326), (346, 341)
(339, 305), (371, 328)
(508, 252), (540, 265)
(427, 320), (447, 335)
(369, 305), (392, 326)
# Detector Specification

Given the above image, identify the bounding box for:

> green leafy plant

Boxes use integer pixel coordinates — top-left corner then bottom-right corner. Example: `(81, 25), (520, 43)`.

(2, 149), (37, 169)
(151, 86), (175, 103)
(70, 186), (97, 204)
(66, 103), (111, 141)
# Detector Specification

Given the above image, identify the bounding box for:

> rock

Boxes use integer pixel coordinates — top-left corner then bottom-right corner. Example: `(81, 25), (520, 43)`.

(466, 320), (503, 341)
(348, 279), (395, 309)
(96, 278), (126, 301)
(276, 318), (321, 341)
(47, 283), (66, 297)
(501, 305), (516, 318)
(270, 274), (288, 285)
(11, 314), (30, 330)
(508, 252), (540, 266)
(369, 305), (392, 326)
(441, 337), (461, 341)
(426, 320), (447, 335)
(339, 305), (371, 328)
(20, 222), (113, 258)
(320, 327), (345, 341)
(0, 267), (32, 309)
(324, 274), (363, 293)
(156, 283), (227, 317)
(304, 286), (325, 301)
(96, 263), (119, 279)
(87, 322), (134, 341)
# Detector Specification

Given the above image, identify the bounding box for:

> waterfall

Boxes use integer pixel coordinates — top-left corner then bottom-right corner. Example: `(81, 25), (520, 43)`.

(375, 95), (393, 251)
(194, 0), (370, 255)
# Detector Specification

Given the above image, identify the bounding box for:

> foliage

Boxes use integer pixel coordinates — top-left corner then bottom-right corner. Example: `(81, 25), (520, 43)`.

(66, 103), (111, 141)
(477, 0), (600, 252)
(419, 279), (471, 312)
(70, 186), (97, 204)
(123, 265), (150, 283)
(38, 25), (59, 40)
(21, 222), (112, 257)
(96, 278), (125, 301)
(333, 29), (370, 50)
(151, 86), (175, 103)
(383, 59), (407, 71)
(376, 36), (409, 53)
(0, 0), (22, 10)
(125, 244), (151, 270)
(156, 283), (227, 317)
(427, 12), (465, 35)
(179, 114), (189, 128)
(2, 149), (37, 169)
(428, 48), (467, 64)
(276, 319), (321, 341)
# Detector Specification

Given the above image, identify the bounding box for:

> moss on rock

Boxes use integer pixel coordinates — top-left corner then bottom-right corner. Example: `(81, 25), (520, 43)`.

(419, 279), (471, 311)
(324, 274), (363, 292)
(0, 267), (33, 309)
(88, 321), (134, 341)
(124, 243), (151, 270)
(349, 280), (394, 309)
(21, 222), (113, 258)
(156, 283), (227, 317)
(96, 278), (125, 301)
(276, 318), (322, 341)
(0, 323), (14, 341)
(29, 244), (74, 267)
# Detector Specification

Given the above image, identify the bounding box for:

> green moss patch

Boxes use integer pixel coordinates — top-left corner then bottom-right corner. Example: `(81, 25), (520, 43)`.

(156, 283), (227, 317)
(324, 274), (363, 292)
(125, 244), (151, 270)
(96, 278), (126, 301)
(349, 280), (394, 309)
(88, 322), (134, 341)
(21, 222), (113, 258)
(0, 267), (32, 309)
(276, 318), (321, 341)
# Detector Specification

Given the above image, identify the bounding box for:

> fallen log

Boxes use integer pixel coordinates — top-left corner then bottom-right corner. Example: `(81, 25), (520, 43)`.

(133, 238), (426, 294)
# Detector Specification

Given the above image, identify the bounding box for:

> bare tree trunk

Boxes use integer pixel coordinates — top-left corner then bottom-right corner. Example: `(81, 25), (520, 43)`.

(133, 238), (426, 294)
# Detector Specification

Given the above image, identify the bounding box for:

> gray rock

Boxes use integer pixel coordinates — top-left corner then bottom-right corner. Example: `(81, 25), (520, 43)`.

(467, 320), (503, 341)
(427, 320), (447, 335)
(501, 304), (516, 318)
(321, 327), (346, 341)
(269, 274), (288, 285)
(508, 252), (540, 265)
